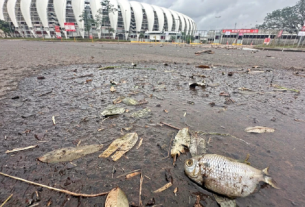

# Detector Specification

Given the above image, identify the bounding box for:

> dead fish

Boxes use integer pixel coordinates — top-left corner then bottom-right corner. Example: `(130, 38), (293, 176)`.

(184, 154), (279, 198)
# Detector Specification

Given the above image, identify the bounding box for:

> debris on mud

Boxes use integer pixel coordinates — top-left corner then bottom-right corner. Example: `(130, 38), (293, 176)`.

(101, 105), (126, 117)
(125, 172), (141, 179)
(171, 128), (191, 164)
(38, 145), (103, 163)
(99, 133), (138, 161)
(196, 65), (210, 69)
(272, 84), (300, 93)
(110, 86), (116, 92)
(105, 187), (129, 207)
(214, 194), (236, 207)
(122, 97), (139, 106)
(6, 145), (38, 154)
(189, 82), (206, 89)
(130, 108), (152, 119)
(195, 50), (214, 55)
(245, 126), (275, 133)
(189, 133), (206, 157)
(153, 182), (173, 193)
(193, 195), (204, 207)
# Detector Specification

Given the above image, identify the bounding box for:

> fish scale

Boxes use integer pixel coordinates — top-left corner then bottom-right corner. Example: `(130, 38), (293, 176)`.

(184, 154), (279, 198)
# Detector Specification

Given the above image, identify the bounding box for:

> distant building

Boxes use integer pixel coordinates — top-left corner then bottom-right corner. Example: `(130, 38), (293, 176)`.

(0, 0), (196, 40)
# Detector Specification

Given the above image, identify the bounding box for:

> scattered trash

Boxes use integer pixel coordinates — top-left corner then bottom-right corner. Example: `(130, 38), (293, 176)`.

(110, 86), (116, 92)
(195, 50), (214, 55)
(37, 76), (46, 80)
(272, 85), (300, 93)
(125, 172), (141, 179)
(173, 187), (178, 196)
(189, 82), (206, 89)
(131, 108), (152, 119)
(242, 48), (259, 52)
(6, 145), (38, 154)
(171, 128), (191, 164)
(99, 133), (138, 161)
(105, 187), (129, 207)
(153, 182), (173, 193)
(189, 133), (206, 157)
(193, 195), (203, 207)
(196, 65), (210, 69)
(245, 126), (275, 133)
(136, 138), (143, 149)
(214, 194), (236, 207)
(184, 154), (279, 198)
(122, 97), (139, 106)
(38, 145), (103, 163)
(52, 116), (56, 125)
(101, 106), (125, 117)
(0, 172), (108, 197)
(0, 194), (13, 207)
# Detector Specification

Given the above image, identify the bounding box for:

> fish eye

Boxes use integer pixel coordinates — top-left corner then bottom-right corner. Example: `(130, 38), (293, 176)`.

(186, 159), (193, 167)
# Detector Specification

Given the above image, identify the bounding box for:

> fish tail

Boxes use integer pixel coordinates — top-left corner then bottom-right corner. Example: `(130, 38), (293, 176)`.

(264, 176), (280, 189)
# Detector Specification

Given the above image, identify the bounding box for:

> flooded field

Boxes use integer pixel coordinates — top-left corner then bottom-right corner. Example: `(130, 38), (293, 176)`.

(0, 62), (304, 206)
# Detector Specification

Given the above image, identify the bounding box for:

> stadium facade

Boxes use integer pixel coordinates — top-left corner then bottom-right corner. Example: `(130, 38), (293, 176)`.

(0, 0), (196, 41)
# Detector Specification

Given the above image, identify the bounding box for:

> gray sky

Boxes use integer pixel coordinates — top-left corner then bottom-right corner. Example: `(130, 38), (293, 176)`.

(137, 0), (299, 30)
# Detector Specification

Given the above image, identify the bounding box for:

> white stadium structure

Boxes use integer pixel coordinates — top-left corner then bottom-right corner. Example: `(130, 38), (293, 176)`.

(0, 0), (196, 41)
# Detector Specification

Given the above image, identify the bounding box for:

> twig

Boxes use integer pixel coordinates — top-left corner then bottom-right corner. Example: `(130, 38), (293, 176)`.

(160, 122), (181, 130)
(0, 172), (108, 197)
(197, 131), (251, 145)
(294, 119), (305, 123)
(139, 173), (144, 207)
(6, 145), (38, 154)
(0, 194), (13, 207)
(116, 169), (141, 179)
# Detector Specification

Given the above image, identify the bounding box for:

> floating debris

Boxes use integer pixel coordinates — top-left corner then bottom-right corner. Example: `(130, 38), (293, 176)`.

(245, 126), (275, 133)
(38, 145), (103, 163)
(184, 154), (279, 198)
(105, 187), (129, 207)
(99, 133), (138, 161)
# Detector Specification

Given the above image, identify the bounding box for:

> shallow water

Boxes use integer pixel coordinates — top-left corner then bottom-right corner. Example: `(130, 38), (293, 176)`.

(0, 63), (304, 206)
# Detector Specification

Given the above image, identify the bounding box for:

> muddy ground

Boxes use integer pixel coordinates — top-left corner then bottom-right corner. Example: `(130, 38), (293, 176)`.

(0, 40), (305, 207)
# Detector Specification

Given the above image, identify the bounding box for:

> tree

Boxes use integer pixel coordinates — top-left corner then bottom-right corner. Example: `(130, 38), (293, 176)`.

(79, 7), (95, 38)
(139, 33), (144, 41)
(95, 0), (117, 39)
(258, 0), (305, 33)
(0, 20), (11, 37)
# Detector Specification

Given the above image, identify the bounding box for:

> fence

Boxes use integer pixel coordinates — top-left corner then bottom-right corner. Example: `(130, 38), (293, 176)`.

(192, 29), (305, 48)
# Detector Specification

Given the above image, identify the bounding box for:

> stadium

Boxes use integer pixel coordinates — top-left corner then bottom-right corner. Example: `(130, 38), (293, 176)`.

(0, 0), (196, 41)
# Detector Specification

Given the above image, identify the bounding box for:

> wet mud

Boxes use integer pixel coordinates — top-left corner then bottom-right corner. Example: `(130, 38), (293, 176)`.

(0, 62), (305, 207)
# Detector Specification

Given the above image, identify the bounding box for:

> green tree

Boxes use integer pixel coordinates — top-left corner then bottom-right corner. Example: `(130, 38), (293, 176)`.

(0, 20), (11, 37)
(139, 32), (144, 41)
(79, 7), (95, 38)
(95, 0), (117, 39)
(258, 0), (305, 33)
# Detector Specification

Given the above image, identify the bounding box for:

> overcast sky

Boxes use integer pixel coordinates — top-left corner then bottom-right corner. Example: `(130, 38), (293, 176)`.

(137, 0), (299, 30)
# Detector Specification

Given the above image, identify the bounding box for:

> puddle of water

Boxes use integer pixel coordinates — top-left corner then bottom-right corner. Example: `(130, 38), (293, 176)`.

(0, 64), (304, 206)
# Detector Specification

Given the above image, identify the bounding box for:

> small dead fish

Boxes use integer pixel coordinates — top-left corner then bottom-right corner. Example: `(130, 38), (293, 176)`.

(184, 154), (279, 198)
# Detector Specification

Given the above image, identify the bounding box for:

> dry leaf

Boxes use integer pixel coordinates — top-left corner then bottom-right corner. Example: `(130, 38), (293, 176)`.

(125, 172), (141, 179)
(245, 126), (275, 134)
(153, 182), (172, 193)
(171, 128), (191, 162)
(99, 133), (138, 161)
(136, 138), (143, 149)
(38, 145), (103, 163)
(164, 109), (169, 113)
(110, 86), (116, 92)
(105, 187), (129, 207)
(52, 116), (56, 125)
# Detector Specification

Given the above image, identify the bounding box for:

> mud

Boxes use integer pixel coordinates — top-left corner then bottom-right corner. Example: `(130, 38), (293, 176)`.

(0, 40), (305, 207)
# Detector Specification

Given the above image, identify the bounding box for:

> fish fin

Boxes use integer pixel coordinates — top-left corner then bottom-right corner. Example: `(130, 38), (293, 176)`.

(264, 176), (280, 189)
(262, 167), (269, 175)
